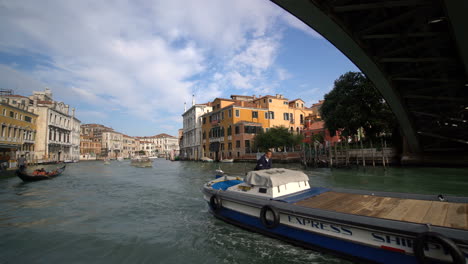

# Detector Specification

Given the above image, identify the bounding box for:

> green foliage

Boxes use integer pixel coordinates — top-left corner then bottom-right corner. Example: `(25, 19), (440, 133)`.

(312, 132), (324, 143)
(254, 126), (303, 151)
(321, 72), (396, 140)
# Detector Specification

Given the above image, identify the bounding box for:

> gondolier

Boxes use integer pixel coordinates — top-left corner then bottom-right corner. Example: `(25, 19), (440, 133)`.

(17, 155), (27, 171)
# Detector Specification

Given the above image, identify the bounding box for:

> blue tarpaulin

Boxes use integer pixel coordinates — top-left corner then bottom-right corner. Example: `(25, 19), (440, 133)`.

(212, 180), (243, 191)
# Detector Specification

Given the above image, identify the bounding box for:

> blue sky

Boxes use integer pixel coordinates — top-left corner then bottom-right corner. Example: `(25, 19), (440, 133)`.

(0, 0), (358, 137)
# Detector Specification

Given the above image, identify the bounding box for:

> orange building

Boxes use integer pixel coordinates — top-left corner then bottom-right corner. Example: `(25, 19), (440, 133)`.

(302, 100), (341, 145)
(201, 94), (315, 160)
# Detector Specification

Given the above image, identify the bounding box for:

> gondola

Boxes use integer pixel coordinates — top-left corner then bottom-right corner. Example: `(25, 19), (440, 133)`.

(16, 165), (66, 182)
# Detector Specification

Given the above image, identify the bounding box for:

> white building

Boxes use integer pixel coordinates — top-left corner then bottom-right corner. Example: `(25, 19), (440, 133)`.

(138, 133), (179, 158)
(29, 88), (80, 162)
(70, 115), (81, 161)
(102, 131), (123, 159)
(181, 102), (212, 160)
(138, 140), (157, 156)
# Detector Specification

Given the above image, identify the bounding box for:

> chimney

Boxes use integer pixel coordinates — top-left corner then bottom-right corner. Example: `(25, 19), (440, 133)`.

(184, 102), (187, 112)
(192, 94), (195, 106)
(72, 108), (75, 117)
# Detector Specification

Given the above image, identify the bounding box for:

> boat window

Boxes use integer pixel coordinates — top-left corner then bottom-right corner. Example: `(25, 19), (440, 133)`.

(259, 188), (267, 194)
(305, 181), (308, 186)
(277, 186), (280, 193)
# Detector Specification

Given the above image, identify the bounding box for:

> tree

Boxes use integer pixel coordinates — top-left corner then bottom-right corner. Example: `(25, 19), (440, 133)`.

(254, 126), (303, 151)
(321, 72), (396, 140)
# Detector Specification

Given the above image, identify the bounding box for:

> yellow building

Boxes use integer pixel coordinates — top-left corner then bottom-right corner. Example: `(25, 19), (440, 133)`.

(0, 99), (38, 167)
(201, 94), (315, 160)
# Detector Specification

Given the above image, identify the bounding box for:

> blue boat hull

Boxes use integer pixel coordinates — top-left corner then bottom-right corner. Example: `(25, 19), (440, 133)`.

(211, 205), (453, 264)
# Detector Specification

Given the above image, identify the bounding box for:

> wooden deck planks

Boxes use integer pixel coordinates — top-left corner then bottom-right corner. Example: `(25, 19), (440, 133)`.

(400, 200), (432, 223)
(421, 201), (449, 226)
(444, 203), (467, 229)
(294, 191), (468, 230)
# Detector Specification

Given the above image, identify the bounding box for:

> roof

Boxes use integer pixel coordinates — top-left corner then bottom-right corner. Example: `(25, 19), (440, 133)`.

(37, 100), (53, 104)
(154, 133), (176, 138)
(253, 95), (289, 101)
(311, 100), (324, 107)
(4, 95), (28, 98)
(289, 98), (305, 103)
(306, 121), (325, 131)
(245, 168), (309, 187)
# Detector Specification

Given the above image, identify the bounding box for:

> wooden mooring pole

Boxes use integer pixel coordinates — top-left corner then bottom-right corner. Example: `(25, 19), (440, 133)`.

(381, 137), (386, 169)
(360, 140), (366, 167)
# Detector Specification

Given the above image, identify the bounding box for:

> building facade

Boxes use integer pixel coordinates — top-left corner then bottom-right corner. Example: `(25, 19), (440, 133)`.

(181, 103), (212, 160)
(28, 88), (79, 162)
(137, 133), (179, 157)
(70, 115), (81, 161)
(122, 135), (137, 158)
(0, 97), (38, 167)
(102, 131), (123, 159)
(80, 124), (113, 158)
(201, 94), (314, 160)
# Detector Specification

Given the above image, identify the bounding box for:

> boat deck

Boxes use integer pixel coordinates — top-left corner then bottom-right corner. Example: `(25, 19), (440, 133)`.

(294, 192), (468, 230)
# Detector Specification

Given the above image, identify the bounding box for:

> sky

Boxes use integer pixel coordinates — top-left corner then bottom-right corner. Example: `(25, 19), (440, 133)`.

(0, 0), (358, 137)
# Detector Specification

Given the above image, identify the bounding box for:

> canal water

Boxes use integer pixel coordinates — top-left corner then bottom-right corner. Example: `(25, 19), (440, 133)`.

(1, 160), (467, 264)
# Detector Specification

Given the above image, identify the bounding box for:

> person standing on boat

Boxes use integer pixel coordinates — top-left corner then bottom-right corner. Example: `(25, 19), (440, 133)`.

(18, 155), (27, 171)
(255, 151), (272, 170)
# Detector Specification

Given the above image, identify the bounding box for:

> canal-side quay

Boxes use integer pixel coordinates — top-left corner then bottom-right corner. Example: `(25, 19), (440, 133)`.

(1, 160), (467, 264)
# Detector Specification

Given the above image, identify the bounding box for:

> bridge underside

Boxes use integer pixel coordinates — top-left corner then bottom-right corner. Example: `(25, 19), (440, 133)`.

(273, 0), (468, 162)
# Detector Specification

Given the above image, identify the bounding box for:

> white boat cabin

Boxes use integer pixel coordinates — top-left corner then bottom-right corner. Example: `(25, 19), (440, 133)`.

(223, 168), (310, 199)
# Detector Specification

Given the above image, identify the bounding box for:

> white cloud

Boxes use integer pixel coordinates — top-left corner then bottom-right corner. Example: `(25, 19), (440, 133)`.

(0, 0), (298, 134)
(276, 67), (292, 81)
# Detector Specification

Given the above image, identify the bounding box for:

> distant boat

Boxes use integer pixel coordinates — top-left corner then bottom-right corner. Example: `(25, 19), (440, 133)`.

(201, 157), (214, 162)
(117, 157), (124, 161)
(148, 156), (158, 160)
(220, 158), (234, 163)
(131, 156), (153, 168)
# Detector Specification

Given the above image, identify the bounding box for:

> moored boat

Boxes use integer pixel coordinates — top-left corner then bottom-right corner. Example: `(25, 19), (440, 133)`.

(130, 156), (152, 168)
(220, 158), (234, 163)
(201, 157), (214, 162)
(16, 165), (66, 182)
(203, 168), (468, 264)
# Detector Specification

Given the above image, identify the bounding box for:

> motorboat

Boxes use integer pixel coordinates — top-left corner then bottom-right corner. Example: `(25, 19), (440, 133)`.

(202, 168), (468, 264)
(131, 156), (152, 168)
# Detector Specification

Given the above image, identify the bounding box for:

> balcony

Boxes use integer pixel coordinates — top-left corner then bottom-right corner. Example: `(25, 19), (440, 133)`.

(48, 140), (72, 146)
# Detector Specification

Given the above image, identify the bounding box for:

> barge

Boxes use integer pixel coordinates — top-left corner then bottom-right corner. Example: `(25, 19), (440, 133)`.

(202, 168), (468, 264)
